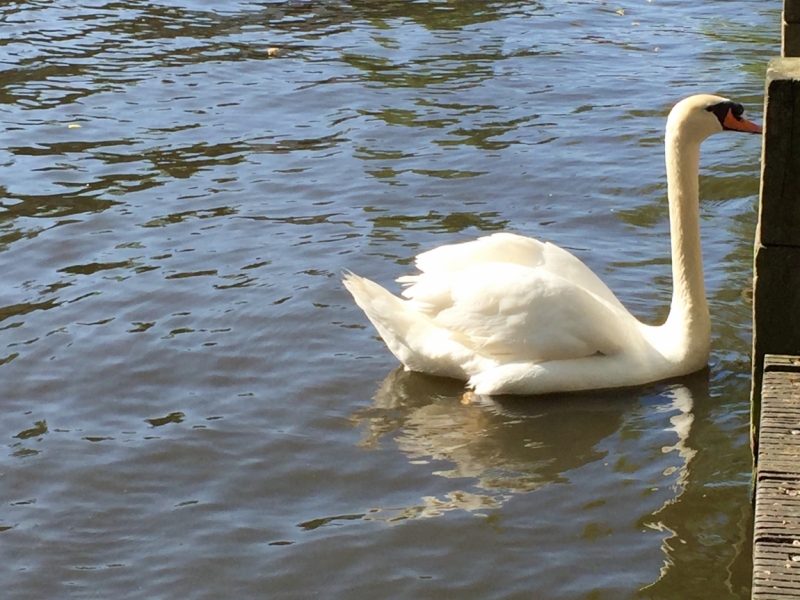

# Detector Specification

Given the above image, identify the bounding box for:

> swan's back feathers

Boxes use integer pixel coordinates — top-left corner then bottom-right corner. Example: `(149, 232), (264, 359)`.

(409, 262), (630, 363)
(410, 232), (546, 273)
(343, 233), (636, 376)
(344, 254), (634, 375)
(344, 236), (656, 392)
(399, 232), (625, 311)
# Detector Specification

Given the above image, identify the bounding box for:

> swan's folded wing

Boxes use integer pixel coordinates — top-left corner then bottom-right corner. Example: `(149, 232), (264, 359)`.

(410, 232), (548, 274)
(400, 232), (624, 311)
(409, 262), (633, 363)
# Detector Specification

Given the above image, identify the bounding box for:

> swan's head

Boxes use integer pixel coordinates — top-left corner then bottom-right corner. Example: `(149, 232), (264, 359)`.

(667, 94), (762, 141)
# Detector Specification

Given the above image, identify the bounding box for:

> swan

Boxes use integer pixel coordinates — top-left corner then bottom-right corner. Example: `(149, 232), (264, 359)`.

(343, 94), (761, 395)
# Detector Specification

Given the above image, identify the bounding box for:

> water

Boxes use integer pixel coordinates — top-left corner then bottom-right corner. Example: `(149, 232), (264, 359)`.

(0, 1), (775, 598)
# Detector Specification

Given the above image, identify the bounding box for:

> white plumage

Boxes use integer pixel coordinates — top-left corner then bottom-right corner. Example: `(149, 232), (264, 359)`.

(344, 94), (761, 395)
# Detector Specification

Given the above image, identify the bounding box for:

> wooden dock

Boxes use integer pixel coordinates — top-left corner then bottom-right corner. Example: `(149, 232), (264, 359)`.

(751, 3), (800, 598)
(753, 356), (800, 598)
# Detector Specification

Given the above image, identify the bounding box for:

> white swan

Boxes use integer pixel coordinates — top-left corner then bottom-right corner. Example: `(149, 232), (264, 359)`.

(343, 94), (761, 395)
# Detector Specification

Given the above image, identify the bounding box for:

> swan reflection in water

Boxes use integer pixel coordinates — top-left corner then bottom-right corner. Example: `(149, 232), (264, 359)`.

(350, 368), (705, 574)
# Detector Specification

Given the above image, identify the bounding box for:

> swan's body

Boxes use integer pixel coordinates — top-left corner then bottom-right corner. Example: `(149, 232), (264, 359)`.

(344, 95), (760, 395)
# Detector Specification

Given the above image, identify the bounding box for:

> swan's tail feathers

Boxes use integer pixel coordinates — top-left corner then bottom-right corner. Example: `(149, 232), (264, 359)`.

(342, 271), (490, 380)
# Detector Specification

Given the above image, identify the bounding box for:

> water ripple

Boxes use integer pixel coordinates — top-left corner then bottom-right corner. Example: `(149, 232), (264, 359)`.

(0, 0), (774, 598)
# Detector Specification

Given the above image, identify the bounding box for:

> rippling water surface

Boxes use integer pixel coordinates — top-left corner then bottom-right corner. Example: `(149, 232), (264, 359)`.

(0, 1), (776, 598)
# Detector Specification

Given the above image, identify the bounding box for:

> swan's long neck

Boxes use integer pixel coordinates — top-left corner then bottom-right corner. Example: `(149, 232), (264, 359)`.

(662, 122), (710, 358)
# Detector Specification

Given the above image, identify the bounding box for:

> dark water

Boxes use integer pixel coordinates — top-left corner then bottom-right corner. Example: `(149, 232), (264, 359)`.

(0, 1), (774, 598)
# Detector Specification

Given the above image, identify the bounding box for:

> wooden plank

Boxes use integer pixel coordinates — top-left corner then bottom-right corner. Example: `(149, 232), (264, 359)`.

(752, 246), (800, 443)
(785, 21), (800, 57)
(757, 58), (800, 247)
(788, 1), (800, 58)
(755, 361), (800, 599)
(766, 356), (800, 372)
(757, 57), (800, 246)
(787, 0), (800, 24)
(751, 58), (800, 440)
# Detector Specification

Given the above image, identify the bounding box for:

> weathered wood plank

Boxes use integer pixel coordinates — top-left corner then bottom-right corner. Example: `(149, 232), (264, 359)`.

(755, 359), (800, 599)
(753, 7), (800, 598)
(784, 21), (800, 57)
(767, 356), (800, 371)
(787, 0), (800, 24)
(757, 58), (800, 247)
(753, 266), (800, 443)
(751, 61), (800, 424)
(756, 364), (800, 463)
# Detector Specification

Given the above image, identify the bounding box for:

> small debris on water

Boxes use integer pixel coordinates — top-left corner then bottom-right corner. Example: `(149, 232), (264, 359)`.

(267, 47), (283, 57)
(68, 123), (81, 129)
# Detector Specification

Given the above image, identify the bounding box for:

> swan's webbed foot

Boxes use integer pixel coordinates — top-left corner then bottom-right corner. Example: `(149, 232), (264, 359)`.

(461, 391), (476, 405)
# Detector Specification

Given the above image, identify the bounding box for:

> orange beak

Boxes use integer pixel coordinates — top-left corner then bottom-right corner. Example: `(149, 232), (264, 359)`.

(723, 109), (762, 134)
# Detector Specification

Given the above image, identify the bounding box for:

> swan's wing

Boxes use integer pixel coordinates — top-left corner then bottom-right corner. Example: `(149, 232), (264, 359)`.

(399, 232), (625, 311)
(403, 262), (634, 364)
(410, 232), (548, 273)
